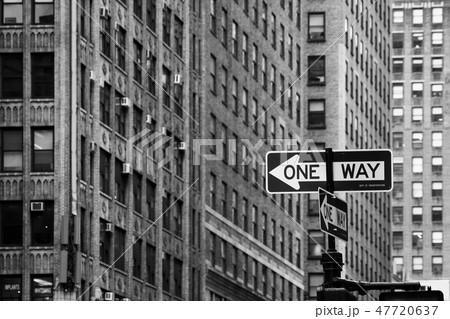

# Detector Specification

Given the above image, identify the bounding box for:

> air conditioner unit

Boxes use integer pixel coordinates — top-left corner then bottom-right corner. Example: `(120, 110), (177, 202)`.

(105, 223), (113, 232)
(31, 202), (44, 211)
(104, 292), (114, 301)
(89, 70), (95, 81)
(120, 97), (130, 107)
(161, 127), (167, 135)
(146, 49), (151, 59)
(174, 74), (182, 84)
(177, 142), (186, 150)
(122, 163), (132, 174)
(145, 115), (153, 124)
(99, 77), (105, 88)
(89, 141), (97, 152)
(100, 8), (109, 18)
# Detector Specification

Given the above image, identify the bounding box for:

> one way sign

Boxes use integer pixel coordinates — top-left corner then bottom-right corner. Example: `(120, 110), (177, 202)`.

(319, 188), (348, 242)
(265, 149), (392, 193)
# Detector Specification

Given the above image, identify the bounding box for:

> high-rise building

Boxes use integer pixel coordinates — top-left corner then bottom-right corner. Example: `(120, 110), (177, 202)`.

(391, 0), (448, 283)
(301, 0), (392, 300)
(0, 0), (392, 301)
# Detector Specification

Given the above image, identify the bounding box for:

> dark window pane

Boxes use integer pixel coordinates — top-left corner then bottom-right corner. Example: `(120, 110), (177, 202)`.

(30, 201), (53, 246)
(0, 201), (23, 246)
(31, 53), (54, 98)
(1, 54), (23, 98)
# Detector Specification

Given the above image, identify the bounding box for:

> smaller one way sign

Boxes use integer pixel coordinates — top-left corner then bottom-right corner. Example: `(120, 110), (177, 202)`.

(319, 188), (348, 242)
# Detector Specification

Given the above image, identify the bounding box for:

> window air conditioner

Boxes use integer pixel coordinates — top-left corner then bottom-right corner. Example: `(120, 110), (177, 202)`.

(122, 163), (132, 174)
(31, 202), (44, 211)
(104, 292), (114, 301)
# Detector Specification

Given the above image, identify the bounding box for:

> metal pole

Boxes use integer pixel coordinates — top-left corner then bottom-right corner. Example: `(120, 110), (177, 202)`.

(321, 148), (343, 284)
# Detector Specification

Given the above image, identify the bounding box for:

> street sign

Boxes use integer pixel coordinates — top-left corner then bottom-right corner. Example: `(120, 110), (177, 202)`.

(265, 149), (392, 194)
(318, 188), (348, 242)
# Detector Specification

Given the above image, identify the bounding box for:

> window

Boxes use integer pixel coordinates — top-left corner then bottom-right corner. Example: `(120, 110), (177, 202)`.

(174, 16), (183, 56)
(132, 238), (142, 279)
(432, 157), (442, 174)
(308, 56), (325, 84)
(162, 191), (171, 231)
(270, 65), (276, 98)
(412, 132), (423, 149)
(412, 182), (423, 198)
(393, 157), (403, 175)
(308, 274), (324, 300)
(147, 53), (156, 95)
(262, 55), (267, 89)
(242, 33), (248, 68)
(393, 83), (403, 99)
(146, 244), (156, 285)
(308, 13), (325, 41)
(308, 230), (324, 258)
(30, 275), (53, 301)
(392, 58), (403, 73)
(412, 107), (423, 123)
(232, 77), (238, 113)
(133, 41), (142, 84)
(432, 256), (443, 274)
(145, 180), (156, 221)
(393, 182), (403, 199)
(33, 0), (53, 24)
(412, 207), (422, 223)
(432, 206), (443, 223)
(412, 231), (423, 249)
(393, 33), (404, 49)
(99, 150), (110, 195)
(392, 231), (403, 249)
(1, 0), (23, 24)
(0, 201), (22, 246)
(393, 132), (403, 149)
(431, 84), (443, 97)
(174, 258), (183, 297)
(162, 252), (171, 292)
(412, 256), (423, 272)
(411, 82), (423, 98)
(308, 100), (325, 128)
(221, 8), (227, 46)
(115, 26), (126, 70)
(1, 129), (23, 172)
(32, 129), (53, 172)
(308, 194), (319, 216)
(252, 206), (258, 238)
(232, 21), (238, 57)
(209, 0), (216, 34)
(209, 173), (216, 210)
(161, 66), (171, 109)
(210, 55), (217, 94)
(432, 132), (442, 148)
(99, 219), (111, 264)
(115, 159), (127, 203)
(393, 10), (403, 24)
(252, 44), (258, 79)
(31, 53), (54, 98)
(412, 58), (423, 73)
(432, 107), (443, 123)
(432, 182), (443, 197)
(162, 6), (171, 45)
(432, 231), (443, 249)
(393, 257), (403, 280)
(412, 9), (423, 25)
(133, 0), (143, 18)
(432, 32), (443, 47)
(392, 108), (403, 124)
(271, 13), (276, 48)
(432, 58), (443, 72)
(0, 53), (23, 98)
(393, 207), (403, 224)
(30, 201), (53, 246)
(115, 98), (127, 137)
(432, 7), (443, 24)
(146, 0), (156, 31)
(411, 157), (422, 174)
